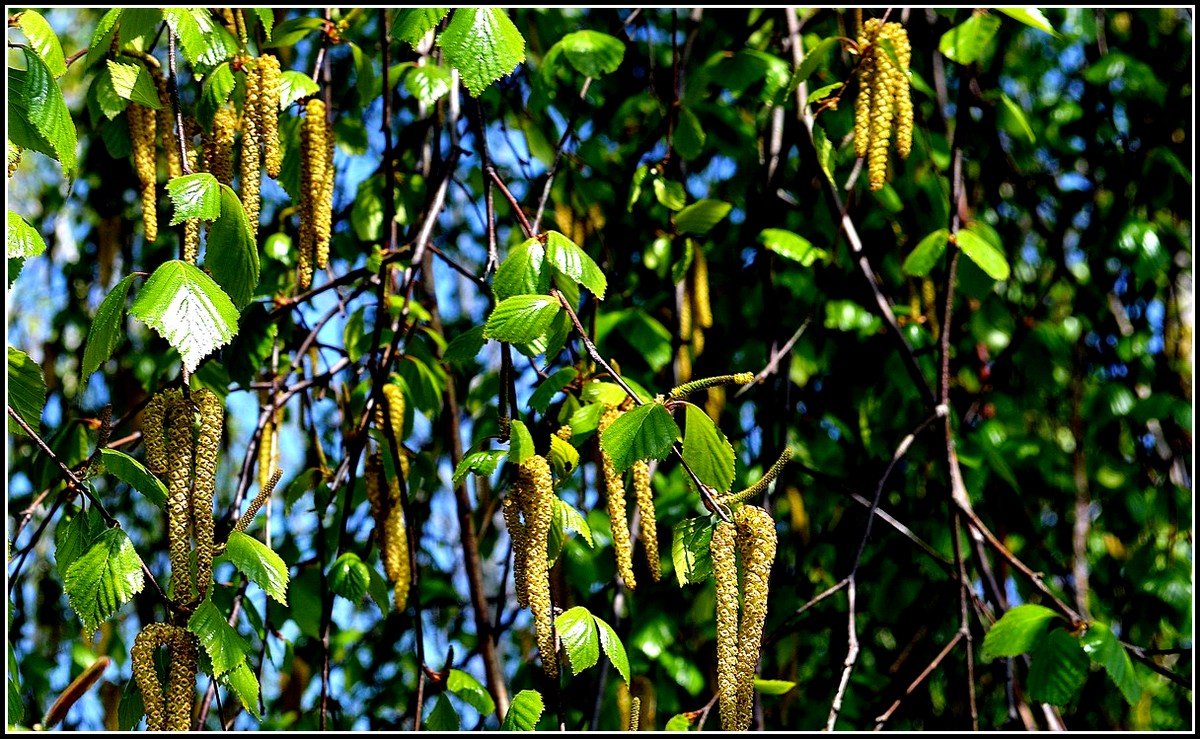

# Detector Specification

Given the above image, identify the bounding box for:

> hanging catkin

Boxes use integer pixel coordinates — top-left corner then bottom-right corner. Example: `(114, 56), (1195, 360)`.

(128, 103), (158, 242)
(599, 406), (637, 590)
(632, 461), (660, 581)
(258, 54), (283, 178)
(732, 505), (777, 731)
(192, 389), (222, 599)
(711, 520), (740, 731)
(164, 390), (193, 601)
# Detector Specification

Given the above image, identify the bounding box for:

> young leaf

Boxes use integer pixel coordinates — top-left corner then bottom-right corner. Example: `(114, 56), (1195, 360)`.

(447, 669), (495, 717)
(129, 260), (240, 373)
(403, 64), (453, 108)
(64, 528), (146, 633)
(392, 8), (450, 46)
(188, 599), (252, 676)
(85, 9), (122, 69)
(1079, 622), (1142, 704)
(8, 347), (47, 437)
(328, 552), (370, 604)
(166, 9), (236, 69)
(508, 419), (535, 465)
(980, 604), (1061, 661)
(1027, 628), (1089, 705)
(674, 107), (706, 160)
(754, 678), (797, 695)
(556, 30), (625, 77)
(599, 403), (681, 472)
(220, 662), (262, 720)
(99, 448), (167, 507)
(665, 713), (693, 731)
(106, 60), (162, 110)
(7, 211), (47, 259)
(544, 231), (607, 299)
(681, 403), (736, 494)
(902, 229), (950, 277)
(82, 274), (136, 379)
(556, 498), (593, 548)
(11, 48), (77, 171)
(198, 63), (235, 125)
(595, 614), (631, 684)
(493, 237), (552, 301)
(426, 694), (460, 731)
(997, 8), (1057, 36)
(483, 295), (561, 344)
(555, 606), (600, 675)
(675, 199), (732, 235)
(759, 228), (828, 267)
(206, 185), (261, 309)
(437, 8), (526, 96)
(939, 14), (1002, 66)
(116, 669), (144, 730)
(671, 516), (716, 586)
(16, 11), (65, 78)
(956, 226), (1011, 281)
(443, 325), (487, 366)
(166, 174), (221, 225)
(452, 449), (506, 486)
(277, 71), (320, 109)
(223, 531), (289, 605)
(501, 690), (544, 731)
(54, 508), (104, 580)
(548, 435), (579, 477)
(528, 367), (578, 413)
(653, 178), (687, 211)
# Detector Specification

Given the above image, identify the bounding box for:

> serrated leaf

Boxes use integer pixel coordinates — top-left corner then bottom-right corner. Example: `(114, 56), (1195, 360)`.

(166, 9), (236, 69)
(956, 226), (1010, 281)
(328, 552), (370, 604)
(106, 60), (161, 110)
(265, 17), (325, 48)
(129, 260), (240, 373)
(1027, 628), (1089, 705)
(447, 669), (495, 716)
(93, 68), (129, 120)
(7, 211), (46, 259)
(64, 528), (145, 633)
(795, 36), (840, 86)
(223, 531), (289, 604)
(206, 185), (260, 308)
(555, 606), (600, 675)
(167, 174), (221, 225)
(8, 348), (47, 437)
(55, 508), (104, 580)
(681, 403), (735, 494)
(674, 107), (705, 160)
(665, 713), (692, 731)
(452, 449), (506, 486)
(220, 662), (262, 720)
(939, 14), (1002, 66)
(278, 70), (320, 110)
(997, 8), (1056, 36)
(1080, 622), (1141, 704)
(501, 689), (544, 731)
(759, 228), (827, 267)
(600, 403), (680, 472)
(595, 614), (630, 684)
(494, 237), (552, 302)
(11, 48), (77, 171)
(980, 604), (1061, 660)
(100, 449), (167, 507)
(545, 231), (607, 299)
(437, 8), (526, 96)
(557, 498), (592, 547)
(547, 435), (580, 478)
(116, 671), (144, 730)
(426, 694), (460, 730)
(403, 64), (453, 108)
(443, 325), (487, 366)
(392, 8), (449, 46)
(902, 229), (949, 277)
(675, 199), (731, 235)
(82, 274), (135, 380)
(580, 381), (630, 407)
(568, 402), (605, 441)
(671, 516), (716, 586)
(17, 11), (66, 78)
(528, 367), (578, 413)
(753, 678), (796, 695)
(508, 419), (535, 465)
(85, 9), (122, 69)
(557, 30), (624, 77)
(250, 8), (275, 40)
(484, 295), (561, 344)
(188, 599), (252, 676)
(197, 63), (235, 126)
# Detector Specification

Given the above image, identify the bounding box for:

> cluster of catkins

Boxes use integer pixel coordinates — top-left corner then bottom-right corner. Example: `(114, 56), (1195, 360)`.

(364, 384), (413, 610)
(130, 622), (198, 731)
(298, 98), (335, 289)
(598, 404), (662, 589)
(504, 454), (559, 677)
(854, 19), (913, 191)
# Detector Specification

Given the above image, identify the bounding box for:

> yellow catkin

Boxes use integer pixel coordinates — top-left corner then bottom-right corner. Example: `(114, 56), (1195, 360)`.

(599, 406), (637, 590)
(259, 54), (283, 179)
(235, 468), (281, 534)
(503, 496), (529, 608)
(711, 520), (740, 731)
(165, 390), (194, 602)
(692, 245), (712, 330)
(299, 99), (329, 288)
(629, 696), (641, 732)
(632, 461), (660, 582)
(165, 628), (198, 731)
(519, 455), (557, 678)
(209, 105), (237, 187)
(192, 389), (222, 599)
(129, 103), (158, 242)
(184, 148), (199, 263)
(257, 410), (275, 495)
(853, 23), (876, 159)
(678, 281), (693, 341)
(142, 392), (168, 480)
(316, 116), (335, 270)
(555, 424), (573, 441)
(888, 23), (913, 159)
(240, 96), (262, 237)
(383, 481), (410, 610)
(866, 20), (895, 192)
(151, 67), (182, 179)
(382, 384), (409, 479)
(131, 623), (173, 731)
(733, 505), (777, 731)
(364, 451), (384, 520)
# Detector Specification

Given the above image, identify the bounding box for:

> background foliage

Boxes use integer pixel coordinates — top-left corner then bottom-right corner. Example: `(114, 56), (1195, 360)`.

(6, 7), (1193, 731)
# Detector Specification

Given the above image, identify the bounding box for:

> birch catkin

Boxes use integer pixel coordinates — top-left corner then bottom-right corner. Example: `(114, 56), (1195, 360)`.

(632, 461), (660, 582)
(128, 103), (158, 242)
(192, 389), (222, 599)
(258, 54), (283, 179)
(131, 623), (173, 731)
(854, 19), (913, 191)
(711, 520), (740, 731)
(519, 455), (558, 678)
(165, 628), (198, 731)
(164, 390), (194, 601)
(733, 505), (776, 731)
(599, 406), (637, 590)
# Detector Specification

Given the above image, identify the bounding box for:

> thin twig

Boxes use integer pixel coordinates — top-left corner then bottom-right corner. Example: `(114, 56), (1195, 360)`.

(873, 630), (966, 730)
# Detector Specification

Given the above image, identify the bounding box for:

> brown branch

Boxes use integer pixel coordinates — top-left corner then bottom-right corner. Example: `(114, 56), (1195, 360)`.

(873, 630), (965, 730)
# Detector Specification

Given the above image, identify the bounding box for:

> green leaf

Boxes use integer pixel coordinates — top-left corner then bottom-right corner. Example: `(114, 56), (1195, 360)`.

(759, 228), (827, 267)
(795, 36), (840, 86)
(600, 403), (681, 472)
(653, 178), (687, 211)
(980, 604), (1061, 661)
(443, 325), (487, 366)
(675, 199), (732, 235)
(188, 599), (251, 676)
(85, 10), (122, 69)
(426, 694), (460, 730)
(8, 348), (47, 437)
(811, 122), (835, 186)
(197, 63), (235, 125)
(902, 229), (950, 277)
(7, 211), (46, 259)
(484, 295), (561, 344)
(166, 174), (221, 225)
(528, 367), (578, 414)
(92, 67), (129, 120)
(403, 64), (453, 108)
(1027, 628), (1089, 705)
(166, 9), (236, 69)
(277, 70), (320, 110)
(494, 237), (552, 301)
(555, 606), (600, 675)
(568, 402), (605, 441)
(556, 498), (593, 548)
(64, 528), (145, 633)
(392, 8), (450, 46)
(998, 93), (1036, 144)
(328, 552), (370, 605)
(11, 48), (77, 171)
(99, 449), (167, 507)
(508, 419), (535, 466)
(674, 107), (706, 160)
(956, 226), (1010, 281)
(545, 231), (607, 299)
(366, 561), (392, 616)
(557, 30), (625, 77)
(250, 8), (275, 40)
(447, 668), (495, 716)
(547, 435), (580, 478)
(665, 713), (693, 731)
(265, 17), (325, 48)
(1080, 622), (1141, 704)
(997, 8), (1056, 36)
(501, 690), (545, 731)
(223, 531), (289, 605)
(581, 381), (630, 407)
(938, 14), (1002, 66)
(437, 8), (526, 96)
(452, 449), (506, 486)
(106, 60), (161, 110)
(681, 403), (736, 494)
(220, 662), (262, 720)
(55, 508), (104, 580)
(206, 185), (261, 308)
(595, 614), (631, 684)
(116, 670), (144, 730)
(16, 11), (66, 78)
(129, 260), (240, 373)
(753, 678), (796, 695)
(82, 274), (136, 380)
(671, 516), (715, 586)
